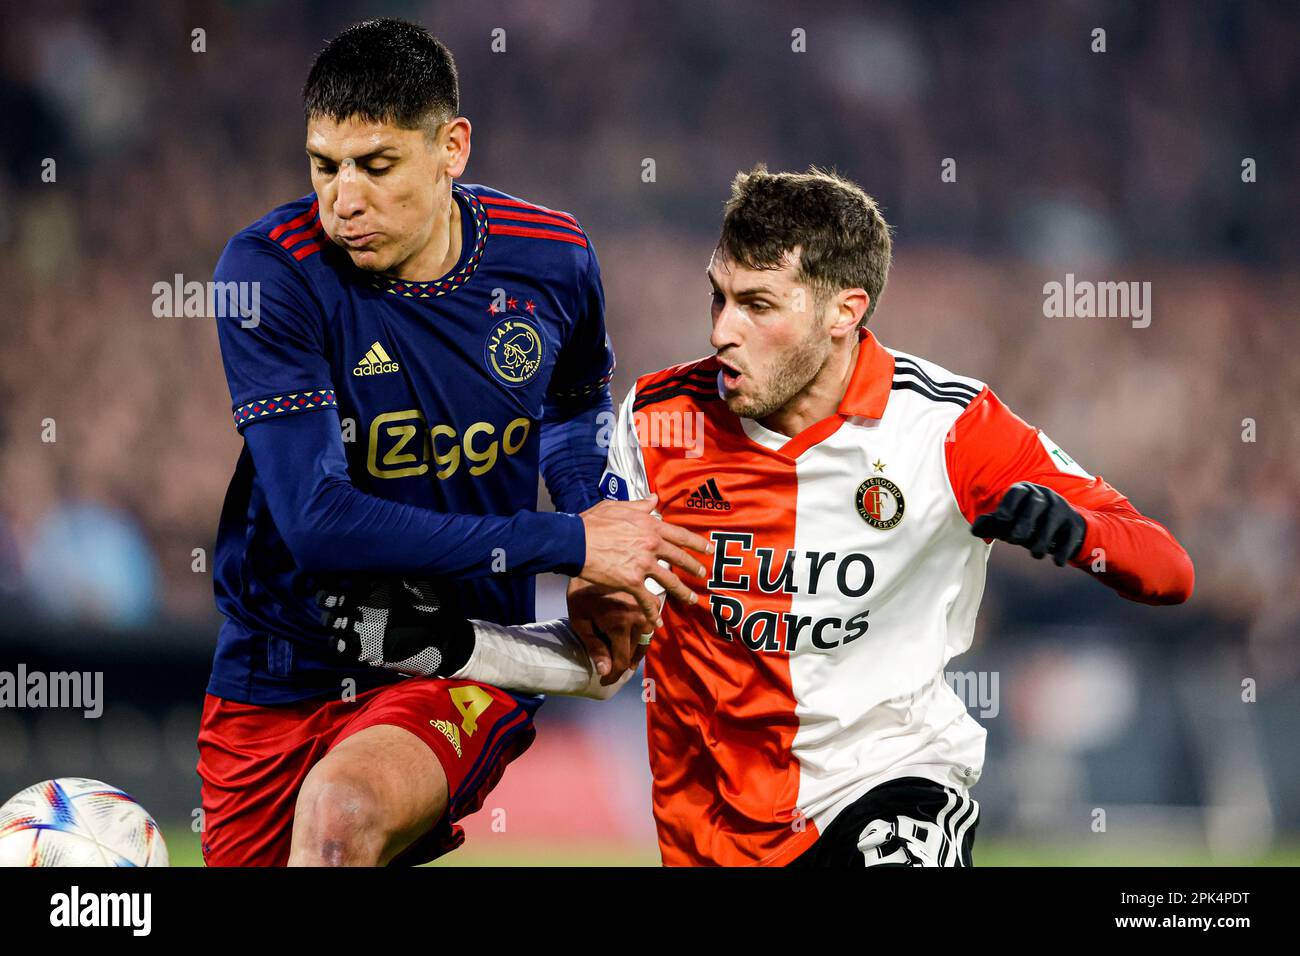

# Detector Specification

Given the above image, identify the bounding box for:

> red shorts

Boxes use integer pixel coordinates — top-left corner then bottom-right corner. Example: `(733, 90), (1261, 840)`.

(196, 677), (538, 866)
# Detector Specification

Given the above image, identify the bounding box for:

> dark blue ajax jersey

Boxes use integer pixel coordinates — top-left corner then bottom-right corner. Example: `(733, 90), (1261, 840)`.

(209, 183), (613, 703)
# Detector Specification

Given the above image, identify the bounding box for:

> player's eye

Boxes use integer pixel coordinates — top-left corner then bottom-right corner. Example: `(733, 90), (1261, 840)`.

(314, 164), (336, 176)
(368, 165), (392, 176)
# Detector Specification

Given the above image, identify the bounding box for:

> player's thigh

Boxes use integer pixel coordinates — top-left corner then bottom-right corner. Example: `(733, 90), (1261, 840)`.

(291, 722), (449, 863)
(197, 693), (331, 867)
(295, 677), (538, 865)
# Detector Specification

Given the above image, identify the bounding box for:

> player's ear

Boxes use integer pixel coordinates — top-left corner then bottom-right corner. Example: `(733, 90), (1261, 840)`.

(830, 288), (869, 339)
(439, 116), (471, 178)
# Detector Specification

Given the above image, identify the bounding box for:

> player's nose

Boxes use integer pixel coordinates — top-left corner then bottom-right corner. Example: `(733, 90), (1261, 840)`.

(332, 176), (367, 219)
(709, 303), (741, 351)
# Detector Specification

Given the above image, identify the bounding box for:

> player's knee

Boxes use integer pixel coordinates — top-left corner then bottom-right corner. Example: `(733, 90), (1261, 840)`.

(293, 771), (387, 866)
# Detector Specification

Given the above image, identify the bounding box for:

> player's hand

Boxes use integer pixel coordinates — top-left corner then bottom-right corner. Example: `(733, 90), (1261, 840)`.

(567, 577), (655, 685)
(970, 481), (1087, 567)
(316, 579), (471, 676)
(578, 495), (712, 623)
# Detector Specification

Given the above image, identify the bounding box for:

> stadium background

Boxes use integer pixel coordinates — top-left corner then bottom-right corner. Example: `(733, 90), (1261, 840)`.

(1, 0), (1297, 865)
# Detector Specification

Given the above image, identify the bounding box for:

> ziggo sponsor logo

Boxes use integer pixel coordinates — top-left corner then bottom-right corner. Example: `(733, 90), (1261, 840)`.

(367, 410), (531, 480)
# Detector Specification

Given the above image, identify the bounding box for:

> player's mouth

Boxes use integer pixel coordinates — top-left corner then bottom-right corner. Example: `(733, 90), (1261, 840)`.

(336, 231), (380, 248)
(717, 358), (744, 391)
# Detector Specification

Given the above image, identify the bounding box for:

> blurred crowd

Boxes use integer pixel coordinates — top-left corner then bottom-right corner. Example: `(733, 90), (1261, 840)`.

(0, 0), (1296, 679)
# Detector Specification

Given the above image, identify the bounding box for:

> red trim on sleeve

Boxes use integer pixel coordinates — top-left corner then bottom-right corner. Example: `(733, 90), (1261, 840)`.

(478, 195), (580, 225)
(268, 201), (320, 241)
(487, 224), (589, 248)
(485, 207), (586, 236)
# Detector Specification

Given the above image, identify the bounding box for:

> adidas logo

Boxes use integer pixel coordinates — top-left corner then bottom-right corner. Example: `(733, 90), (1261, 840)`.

(686, 478), (731, 511)
(352, 341), (400, 377)
(429, 718), (463, 758)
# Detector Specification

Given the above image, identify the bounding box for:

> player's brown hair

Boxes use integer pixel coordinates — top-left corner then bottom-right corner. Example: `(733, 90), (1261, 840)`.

(718, 165), (893, 326)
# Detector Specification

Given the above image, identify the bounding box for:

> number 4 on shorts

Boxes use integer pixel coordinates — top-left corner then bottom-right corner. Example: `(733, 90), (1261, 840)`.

(449, 684), (494, 736)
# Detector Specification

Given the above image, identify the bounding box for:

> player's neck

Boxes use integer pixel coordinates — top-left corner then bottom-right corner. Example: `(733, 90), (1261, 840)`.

(759, 337), (860, 438)
(388, 187), (462, 281)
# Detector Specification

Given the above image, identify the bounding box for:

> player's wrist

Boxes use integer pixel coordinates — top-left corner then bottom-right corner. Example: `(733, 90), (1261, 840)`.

(1067, 506), (1094, 567)
(551, 515), (587, 574)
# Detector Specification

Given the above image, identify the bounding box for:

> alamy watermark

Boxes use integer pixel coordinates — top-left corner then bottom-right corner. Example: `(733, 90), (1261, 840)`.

(888, 669), (999, 719)
(947, 669), (999, 718)
(50, 886), (150, 936)
(598, 409), (707, 459)
(152, 274), (261, 328)
(0, 664), (103, 718)
(1043, 273), (1151, 328)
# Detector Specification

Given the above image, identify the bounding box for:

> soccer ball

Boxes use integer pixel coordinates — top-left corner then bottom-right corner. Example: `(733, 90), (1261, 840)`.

(0, 777), (169, 867)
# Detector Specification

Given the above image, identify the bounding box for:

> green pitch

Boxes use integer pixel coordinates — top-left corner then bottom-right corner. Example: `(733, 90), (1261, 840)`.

(160, 825), (1300, 867)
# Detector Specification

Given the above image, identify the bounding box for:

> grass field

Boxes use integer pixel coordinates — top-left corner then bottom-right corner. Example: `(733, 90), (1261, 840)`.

(160, 825), (1300, 867)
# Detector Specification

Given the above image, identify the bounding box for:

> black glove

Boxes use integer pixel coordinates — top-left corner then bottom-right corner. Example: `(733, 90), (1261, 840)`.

(970, 482), (1087, 567)
(316, 579), (474, 677)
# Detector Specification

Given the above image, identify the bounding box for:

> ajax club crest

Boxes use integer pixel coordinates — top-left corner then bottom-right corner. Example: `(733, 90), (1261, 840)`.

(855, 476), (905, 530)
(485, 316), (543, 387)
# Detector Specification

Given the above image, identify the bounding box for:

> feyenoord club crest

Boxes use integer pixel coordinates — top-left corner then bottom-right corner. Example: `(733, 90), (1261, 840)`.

(855, 476), (905, 530)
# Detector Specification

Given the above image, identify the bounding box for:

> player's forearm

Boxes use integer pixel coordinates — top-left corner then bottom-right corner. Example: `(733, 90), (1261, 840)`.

(539, 387), (614, 514)
(244, 412), (586, 578)
(1070, 506), (1194, 605)
(290, 477), (585, 577)
(450, 618), (630, 700)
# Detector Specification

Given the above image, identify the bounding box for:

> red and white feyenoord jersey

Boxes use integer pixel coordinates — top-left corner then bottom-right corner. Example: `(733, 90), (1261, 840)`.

(600, 329), (1193, 866)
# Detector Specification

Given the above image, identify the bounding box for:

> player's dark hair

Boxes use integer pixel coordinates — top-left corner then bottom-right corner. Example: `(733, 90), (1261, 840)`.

(718, 165), (893, 326)
(303, 18), (459, 134)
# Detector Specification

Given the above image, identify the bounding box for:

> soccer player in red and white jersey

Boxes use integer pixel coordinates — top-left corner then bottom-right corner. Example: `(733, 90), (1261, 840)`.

(325, 166), (1193, 867)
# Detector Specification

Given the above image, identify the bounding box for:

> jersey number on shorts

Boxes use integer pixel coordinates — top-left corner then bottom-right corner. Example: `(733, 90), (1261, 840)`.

(449, 685), (494, 736)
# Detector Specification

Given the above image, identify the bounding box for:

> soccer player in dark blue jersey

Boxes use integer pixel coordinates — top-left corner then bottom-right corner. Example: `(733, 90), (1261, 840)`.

(197, 18), (709, 867)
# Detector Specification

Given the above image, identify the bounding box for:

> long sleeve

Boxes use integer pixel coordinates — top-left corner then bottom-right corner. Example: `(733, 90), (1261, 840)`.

(244, 408), (585, 577)
(945, 387), (1194, 605)
(539, 388), (613, 515)
(539, 231), (616, 514)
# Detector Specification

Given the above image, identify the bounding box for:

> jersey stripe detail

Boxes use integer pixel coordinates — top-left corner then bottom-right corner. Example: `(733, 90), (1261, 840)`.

(485, 207), (585, 236)
(278, 222), (324, 251)
(933, 788), (959, 865)
(636, 367), (716, 397)
(948, 795), (979, 866)
(267, 201), (319, 241)
(633, 383), (719, 412)
(893, 371), (978, 403)
(232, 389), (337, 428)
(890, 379), (974, 408)
(893, 357), (979, 399)
(478, 195), (580, 225)
(266, 202), (326, 262)
(633, 365), (719, 411)
(487, 223), (589, 248)
(449, 703), (532, 819)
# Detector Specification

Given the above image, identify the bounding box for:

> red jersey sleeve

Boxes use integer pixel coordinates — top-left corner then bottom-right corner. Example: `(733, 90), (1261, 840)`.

(944, 387), (1194, 606)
